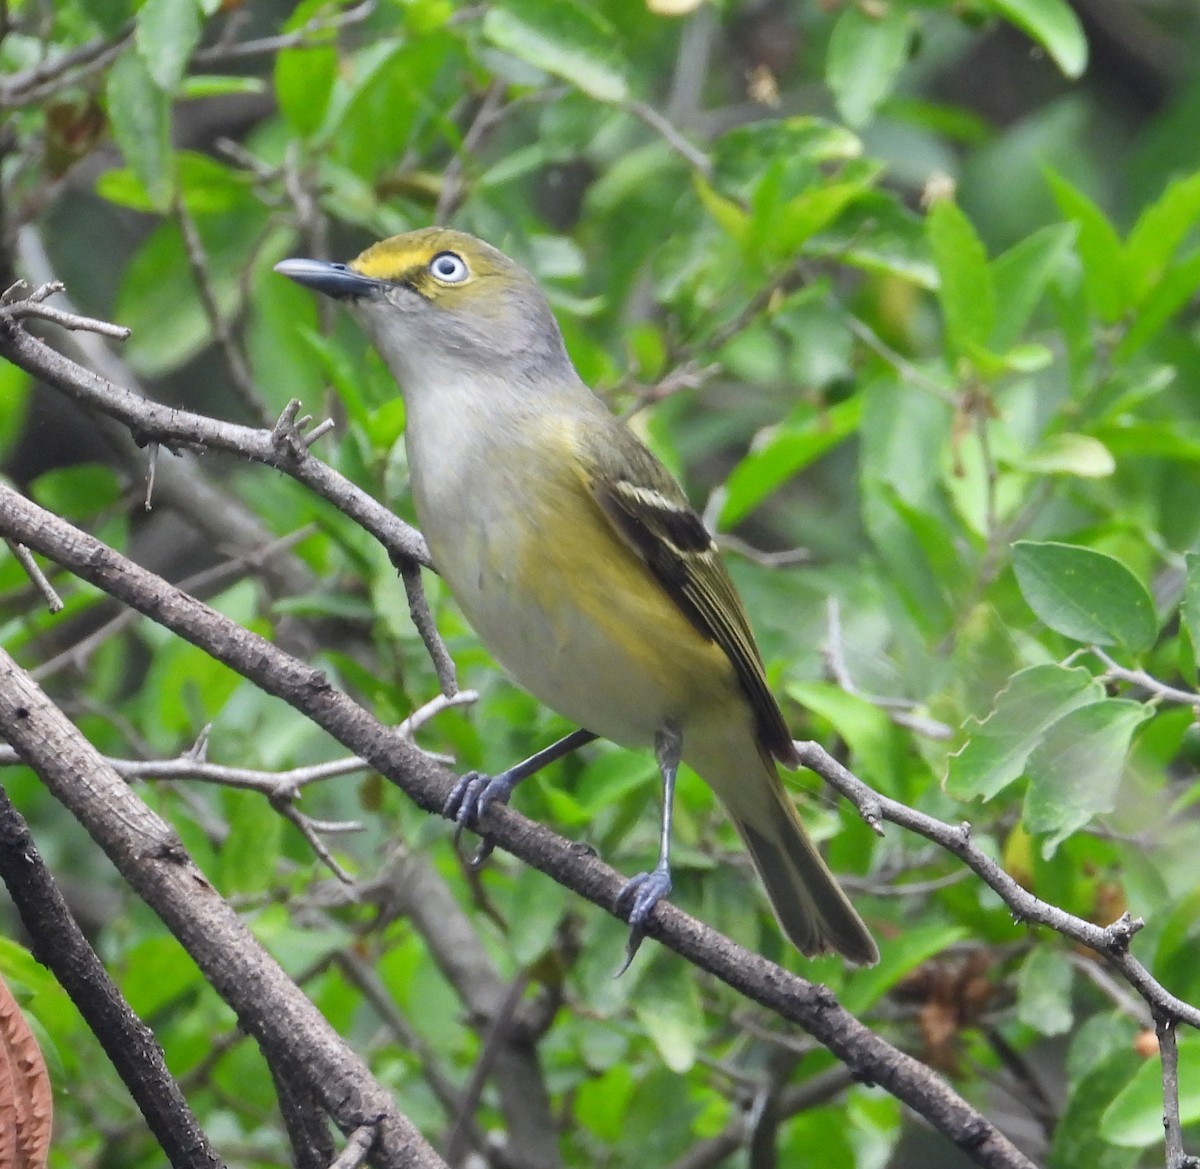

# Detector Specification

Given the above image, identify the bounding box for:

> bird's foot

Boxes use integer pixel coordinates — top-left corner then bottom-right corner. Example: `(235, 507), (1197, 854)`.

(613, 865), (672, 977)
(442, 770), (518, 867)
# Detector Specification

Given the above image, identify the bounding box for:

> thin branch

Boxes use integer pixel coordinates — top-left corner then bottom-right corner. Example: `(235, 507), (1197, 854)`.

(435, 81), (509, 224)
(0, 782), (224, 1169)
(327, 1124), (377, 1169)
(5, 539), (62, 612)
(192, 0), (375, 64)
(176, 200), (271, 427)
(0, 483), (1038, 1169)
(821, 597), (954, 739)
(400, 561), (459, 698)
(0, 30), (131, 109)
(845, 311), (959, 405)
(1, 281), (131, 337)
(625, 99), (712, 176)
(14, 226), (321, 604)
(31, 526), (317, 682)
(0, 314), (430, 568)
(443, 973), (530, 1166)
(1069, 952), (1154, 1027)
(793, 739), (1200, 1031)
(334, 950), (479, 1146)
(0, 643), (443, 1169)
(1092, 647), (1200, 710)
(1158, 1016), (1200, 1169)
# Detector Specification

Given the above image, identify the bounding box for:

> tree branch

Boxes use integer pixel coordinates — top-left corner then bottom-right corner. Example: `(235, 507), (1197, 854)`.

(0, 483), (1035, 1169)
(0, 782), (225, 1169)
(0, 641), (445, 1169)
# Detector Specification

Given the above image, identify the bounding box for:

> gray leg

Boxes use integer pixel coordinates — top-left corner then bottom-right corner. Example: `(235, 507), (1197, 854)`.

(613, 723), (681, 975)
(444, 728), (598, 865)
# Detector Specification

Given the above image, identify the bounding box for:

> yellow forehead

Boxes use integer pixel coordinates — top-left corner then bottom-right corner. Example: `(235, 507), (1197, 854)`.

(349, 227), (517, 285)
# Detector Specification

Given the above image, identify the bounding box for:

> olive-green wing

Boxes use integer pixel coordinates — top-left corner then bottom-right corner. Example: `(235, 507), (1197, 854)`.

(580, 421), (798, 766)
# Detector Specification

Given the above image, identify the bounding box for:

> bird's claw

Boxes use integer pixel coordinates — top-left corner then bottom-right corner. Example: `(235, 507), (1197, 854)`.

(613, 867), (672, 977)
(443, 770), (514, 867)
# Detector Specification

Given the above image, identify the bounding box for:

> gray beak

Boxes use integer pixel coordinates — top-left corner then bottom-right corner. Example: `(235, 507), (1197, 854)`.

(274, 258), (381, 301)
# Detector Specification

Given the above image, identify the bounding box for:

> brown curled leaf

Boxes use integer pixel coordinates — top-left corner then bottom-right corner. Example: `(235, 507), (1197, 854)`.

(0, 973), (53, 1169)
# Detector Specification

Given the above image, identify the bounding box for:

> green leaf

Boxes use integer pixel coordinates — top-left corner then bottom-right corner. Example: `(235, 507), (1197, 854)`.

(276, 44), (338, 137)
(327, 38), (456, 180)
(105, 50), (174, 211)
(1183, 552), (1200, 679)
(1012, 541), (1158, 651)
(1115, 249), (1200, 361)
(219, 791), (283, 895)
(632, 961), (704, 1073)
(506, 865), (570, 964)
(840, 924), (969, 1014)
(29, 463), (121, 518)
(826, 5), (910, 128)
(989, 222), (1077, 350)
(770, 174), (878, 258)
(1102, 1035), (1200, 1147)
(180, 74), (267, 99)
(135, 0), (202, 94)
(1124, 169), (1200, 305)
(1023, 698), (1151, 852)
(945, 664), (1105, 800)
(119, 936), (203, 1017)
(1046, 170), (1127, 323)
(575, 1065), (636, 1142)
(1016, 947), (1073, 1035)
(483, 0), (629, 102)
(274, 0), (340, 136)
(1021, 433), (1115, 478)
(787, 681), (897, 794)
(97, 151), (246, 214)
(694, 177), (749, 243)
(926, 199), (996, 360)
(986, 0), (1088, 78)
(718, 395), (862, 526)
(1050, 1046), (1142, 1169)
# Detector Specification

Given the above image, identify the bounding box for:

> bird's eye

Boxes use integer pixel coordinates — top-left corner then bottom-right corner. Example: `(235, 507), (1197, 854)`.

(429, 251), (469, 284)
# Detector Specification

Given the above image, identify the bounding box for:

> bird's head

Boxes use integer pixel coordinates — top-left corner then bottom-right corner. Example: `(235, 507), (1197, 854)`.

(275, 228), (572, 395)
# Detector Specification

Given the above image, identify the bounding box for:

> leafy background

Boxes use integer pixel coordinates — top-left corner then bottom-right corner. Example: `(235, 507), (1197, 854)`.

(3, 0), (1200, 1165)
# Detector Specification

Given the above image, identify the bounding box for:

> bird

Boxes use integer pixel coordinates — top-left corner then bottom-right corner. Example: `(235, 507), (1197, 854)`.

(275, 228), (878, 968)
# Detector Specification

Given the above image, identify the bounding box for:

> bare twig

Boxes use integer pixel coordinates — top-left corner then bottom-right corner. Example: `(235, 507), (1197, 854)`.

(443, 973), (531, 1166)
(400, 561), (459, 697)
(327, 1124), (377, 1169)
(625, 99), (712, 176)
(192, 0), (375, 63)
(5, 539), (62, 611)
(334, 949), (478, 1143)
(1093, 647), (1200, 710)
(0, 643), (443, 1168)
(845, 312), (958, 405)
(0, 317), (430, 568)
(1, 283), (131, 338)
(176, 199), (271, 426)
(1, 30), (131, 109)
(31, 526), (316, 682)
(435, 81), (508, 223)
(821, 597), (954, 739)
(1157, 1016), (1200, 1169)
(0, 483), (1039, 1169)
(794, 739), (1200, 1031)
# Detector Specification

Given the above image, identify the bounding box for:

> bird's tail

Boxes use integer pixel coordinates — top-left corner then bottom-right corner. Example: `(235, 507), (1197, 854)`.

(722, 752), (878, 966)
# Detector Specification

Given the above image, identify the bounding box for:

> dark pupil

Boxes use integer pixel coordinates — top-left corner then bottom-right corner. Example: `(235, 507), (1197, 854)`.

(436, 256), (458, 276)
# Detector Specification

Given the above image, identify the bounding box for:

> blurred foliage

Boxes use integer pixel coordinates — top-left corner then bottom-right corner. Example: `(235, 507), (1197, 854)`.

(4, 0), (1200, 1166)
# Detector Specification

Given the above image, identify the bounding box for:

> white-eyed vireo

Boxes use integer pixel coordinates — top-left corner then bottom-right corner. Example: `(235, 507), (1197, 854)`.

(276, 229), (877, 968)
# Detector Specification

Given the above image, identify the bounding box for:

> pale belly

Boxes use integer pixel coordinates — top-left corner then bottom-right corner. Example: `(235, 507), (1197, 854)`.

(418, 460), (742, 753)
